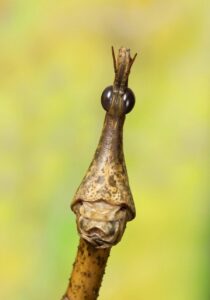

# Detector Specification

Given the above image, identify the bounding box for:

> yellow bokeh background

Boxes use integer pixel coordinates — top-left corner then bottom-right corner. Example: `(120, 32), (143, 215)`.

(0, 0), (209, 299)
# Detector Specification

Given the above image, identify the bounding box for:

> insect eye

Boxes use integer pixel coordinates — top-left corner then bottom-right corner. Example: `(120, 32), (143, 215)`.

(122, 88), (135, 114)
(101, 85), (113, 112)
(101, 86), (135, 114)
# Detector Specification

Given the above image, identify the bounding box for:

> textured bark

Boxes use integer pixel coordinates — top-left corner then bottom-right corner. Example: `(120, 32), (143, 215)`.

(62, 239), (110, 300)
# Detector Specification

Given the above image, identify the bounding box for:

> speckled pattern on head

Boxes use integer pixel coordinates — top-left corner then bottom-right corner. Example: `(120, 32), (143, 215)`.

(72, 113), (135, 214)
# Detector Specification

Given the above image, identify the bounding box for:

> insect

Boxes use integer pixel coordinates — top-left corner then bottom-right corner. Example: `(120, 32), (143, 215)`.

(71, 47), (137, 248)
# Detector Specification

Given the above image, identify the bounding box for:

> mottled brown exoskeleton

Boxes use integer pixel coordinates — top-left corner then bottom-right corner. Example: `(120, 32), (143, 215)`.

(71, 47), (137, 249)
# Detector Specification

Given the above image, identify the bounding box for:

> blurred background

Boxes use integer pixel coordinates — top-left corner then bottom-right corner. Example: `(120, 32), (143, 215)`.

(0, 0), (209, 299)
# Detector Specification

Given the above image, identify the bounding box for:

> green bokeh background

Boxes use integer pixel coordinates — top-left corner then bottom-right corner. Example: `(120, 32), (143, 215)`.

(0, 0), (209, 299)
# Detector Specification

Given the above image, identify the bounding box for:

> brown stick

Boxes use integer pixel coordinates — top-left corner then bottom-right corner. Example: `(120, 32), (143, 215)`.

(62, 239), (110, 300)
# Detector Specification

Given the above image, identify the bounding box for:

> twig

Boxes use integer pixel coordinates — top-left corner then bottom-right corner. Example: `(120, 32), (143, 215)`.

(62, 239), (110, 300)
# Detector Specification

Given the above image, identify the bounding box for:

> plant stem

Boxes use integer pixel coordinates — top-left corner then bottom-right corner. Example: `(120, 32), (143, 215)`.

(62, 239), (110, 300)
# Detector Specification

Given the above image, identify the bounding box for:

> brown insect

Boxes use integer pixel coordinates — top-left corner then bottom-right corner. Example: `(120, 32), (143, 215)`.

(71, 47), (137, 249)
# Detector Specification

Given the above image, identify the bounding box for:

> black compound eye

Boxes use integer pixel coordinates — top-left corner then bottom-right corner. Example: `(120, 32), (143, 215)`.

(101, 85), (113, 112)
(122, 88), (135, 114)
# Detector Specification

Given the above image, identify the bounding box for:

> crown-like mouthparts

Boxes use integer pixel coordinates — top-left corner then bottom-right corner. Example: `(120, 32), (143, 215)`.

(112, 46), (137, 91)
